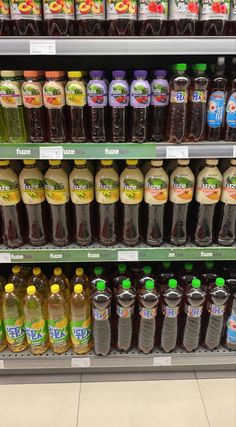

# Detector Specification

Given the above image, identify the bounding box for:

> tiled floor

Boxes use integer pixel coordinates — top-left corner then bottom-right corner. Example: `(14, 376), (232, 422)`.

(0, 372), (235, 427)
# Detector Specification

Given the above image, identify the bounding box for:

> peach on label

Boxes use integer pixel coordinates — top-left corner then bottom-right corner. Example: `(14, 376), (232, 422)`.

(63, 3), (73, 13)
(91, 3), (100, 13)
(128, 3), (135, 13)
(79, 2), (91, 12)
(115, 1), (128, 13)
(18, 2), (32, 13)
(49, 1), (63, 12)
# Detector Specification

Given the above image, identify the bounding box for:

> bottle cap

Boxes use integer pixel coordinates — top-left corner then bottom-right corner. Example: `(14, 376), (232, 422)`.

(23, 160), (36, 165)
(231, 159), (236, 166)
(5, 283), (14, 293)
(185, 262), (193, 271)
(151, 160), (163, 167)
(163, 261), (171, 269)
(0, 160), (9, 166)
(27, 285), (36, 296)
(168, 279), (177, 289)
(175, 64), (187, 72)
(49, 160), (61, 166)
(118, 264), (126, 274)
(74, 160), (86, 166)
(194, 64), (207, 72)
(68, 71), (83, 78)
(74, 284), (83, 294)
(90, 70), (103, 79)
(45, 71), (62, 78)
(192, 278), (201, 289)
(122, 279), (131, 290)
(76, 267), (84, 276)
(126, 160), (138, 166)
(54, 267), (62, 276)
(97, 281), (105, 291)
(143, 265), (152, 274)
(112, 70), (126, 79)
(94, 266), (103, 275)
(101, 160), (113, 166)
(153, 69), (167, 78)
(24, 71), (42, 78)
(134, 70), (148, 79)
(33, 267), (41, 275)
(1, 70), (16, 78)
(206, 159), (218, 166)
(12, 265), (21, 274)
(205, 261), (214, 269)
(178, 160), (190, 165)
(146, 280), (154, 290)
(51, 284), (60, 293)
(215, 277), (225, 287)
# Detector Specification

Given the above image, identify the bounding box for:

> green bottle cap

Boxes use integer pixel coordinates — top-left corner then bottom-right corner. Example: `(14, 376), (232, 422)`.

(195, 63), (207, 71)
(205, 261), (214, 269)
(118, 264), (126, 274)
(122, 279), (131, 290)
(175, 63), (187, 72)
(185, 262), (193, 271)
(215, 277), (225, 287)
(146, 280), (154, 291)
(163, 261), (171, 269)
(192, 278), (201, 289)
(94, 266), (103, 276)
(97, 280), (105, 291)
(143, 265), (152, 274)
(168, 279), (177, 289)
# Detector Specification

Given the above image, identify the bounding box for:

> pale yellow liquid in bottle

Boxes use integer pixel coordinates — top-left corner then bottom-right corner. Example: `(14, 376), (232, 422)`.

(49, 268), (70, 301)
(3, 284), (27, 352)
(0, 294), (7, 352)
(70, 268), (90, 296)
(8, 265), (26, 299)
(28, 267), (49, 299)
(47, 285), (70, 354)
(70, 284), (93, 355)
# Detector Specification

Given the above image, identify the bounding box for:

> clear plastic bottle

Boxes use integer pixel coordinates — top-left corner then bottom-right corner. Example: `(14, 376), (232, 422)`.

(107, 0), (137, 35)
(109, 70), (129, 143)
(130, 70), (151, 143)
(10, 0), (43, 35)
(138, 0), (167, 35)
(8, 265), (26, 298)
(137, 265), (156, 290)
(23, 285), (49, 355)
(87, 70), (107, 143)
(43, 0), (74, 35)
(168, 0), (199, 35)
(47, 284), (70, 354)
(90, 266), (107, 293)
(0, 289), (6, 351)
(49, 267), (70, 300)
(149, 70), (170, 142)
(225, 291), (236, 350)
(75, 0), (105, 35)
(3, 283), (27, 352)
(200, 261), (218, 289)
(158, 261), (175, 288)
(227, 0), (236, 35)
(112, 263), (129, 291)
(179, 262), (196, 289)
(0, 0), (11, 36)
(70, 267), (90, 295)
(70, 284), (92, 354)
(92, 280), (112, 356)
(28, 267), (48, 299)
(66, 71), (87, 143)
(224, 72), (236, 142)
(198, 0), (230, 35)
(115, 278), (136, 351)
(138, 279), (159, 353)
(217, 159), (236, 246)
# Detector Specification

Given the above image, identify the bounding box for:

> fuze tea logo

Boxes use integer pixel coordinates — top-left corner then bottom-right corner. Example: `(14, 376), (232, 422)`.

(146, 176), (168, 203)
(96, 176), (119, 204)
(221, 174), (236, 204)
(71, 178), (94, 202)
(44, 177), (68, 204)
(22, 178), (45, 203)
(170, 175), (194, 203)
(201, 176), (222, 201)
(121, 178), (144, 204)
(0, 179), (21, 206)
(130, 81), (150, 107)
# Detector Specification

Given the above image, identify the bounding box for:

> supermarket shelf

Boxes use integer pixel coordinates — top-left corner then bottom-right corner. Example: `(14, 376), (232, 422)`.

(0, 37), (235, 56)
(0, 142), (235, 160)
(0, 243), (235, 263)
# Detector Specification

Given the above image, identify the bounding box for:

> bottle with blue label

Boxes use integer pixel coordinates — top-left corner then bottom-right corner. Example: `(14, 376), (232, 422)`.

(206, 57), (227, 141)
(109, 70), (129, 143)
(70, 284), (92, 354)
(225, 292), (236, 350)
(87, 70), (107, 143)
(130, 70), (150, 143)
(224, 65), (236, 142)
(47, 284), (70, 354)
(3, 283), (27, 352)
(138, 279), (159, 353)
(149, 69), (169, 142)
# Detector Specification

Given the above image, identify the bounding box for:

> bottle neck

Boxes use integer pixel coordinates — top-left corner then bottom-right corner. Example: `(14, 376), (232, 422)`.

(75, 164), (86, 170)
(50, 165), (60, 170)
(25, 164), (36, 169)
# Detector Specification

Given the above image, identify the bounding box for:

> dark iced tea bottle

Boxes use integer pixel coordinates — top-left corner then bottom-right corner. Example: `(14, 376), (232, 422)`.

(0, 0), (11, 35)
(65, 71), (87, 143)
(130, 70), (151, 143)
(149, 69), (170, 142)
(43, 0), (74, 35)
(224, 72), (236, 142)
(10, 0), (43, 35)
(87, 70), (107, 143)
(107, 0), (137, 35)
(109, 70), (129, 143)
(217, 159), (236, 247)
(227, 0), (236, 35)
(198, 0), (230, 35)
(168, 0), (199, 35)
(75, 0), (105, 35)
(138, 0), (167, 35)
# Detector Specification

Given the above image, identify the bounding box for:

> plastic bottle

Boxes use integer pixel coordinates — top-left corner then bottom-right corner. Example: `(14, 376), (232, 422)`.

(0, 160), (24, 248)
(44, 160), (71, 247)
(120, 160), (144, 246)
(70, 284), (92, 354)
(137, 265), (155, 289)
(138, 0), (167, 35)
(112, 263), (129, 291)
(158, 261), (175, 288)
(0, 273), (6, 296)
(43, 0), (74, 35)
(200, 261), (218, 288)
(87, 70), (107, 143)
(167, 64), (190, 143)
(92, 280), (112, 356)
(3, 283), (27, 352)
(194, 159), (222, 247)
(69, 160), (94, 246)
(10, 0), (43, 36)
(145, 160), (169, 246)
(0, 0), (11, 35)
(115, 278), (136, 351)
(43, 71), (67, 143)
(109, 70), (129, 143)
(8, 265), (26, 298)
(138, 279), (159, 353)
(217, 159), (236, 246)
(0, 104), (7, 142)
(19, 160), (48, 246)
(198, 0), (230, 35)
(168, 0), (199, 35)
(179, 262), (196, 288)
(161, 278), (183, 352)
(169, 160), (195, 246)
(49, 267), (70, 300)
(130, 70), (151, 143)
(0, 290), (6, 351)
(205, 57), (227, 142)
(66, 71), (87, 143)
(0, 70), (27, 143)
(182, 278), (206, 352)
(23, 285), (49, 355)
(204, 277), (229, 350)
(22, 71), (46, 143)
(107, 0), (137, 35)
(186, 64), (209, 142)
(225, 291), (236, 350)
(224, 72), (236, 142)
(29, 267), (48, 299)
(149, 70), (169, 142)
(228, 1), (236, 34)
(95, 160), (119, 246)
(70, 267), (90, 295)
(90, 266), (107, 293)
(47, 284), (70, 353)
(75, 0), (105, 35)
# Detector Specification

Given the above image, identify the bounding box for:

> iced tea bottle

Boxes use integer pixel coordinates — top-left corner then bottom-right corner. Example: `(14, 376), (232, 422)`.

(28, 267), (49, 299)
(179, 262), (196, 289)
(200, 261), (218, 288)
(49, 267), (70, 300)
(10, 0), (43, 35)
(43, 71), (67, 143)
(70, 267), (90, 295)
(3, 283), (27, 352)
(168, 0), (199, 35)
(109, 70), (129, 143)
(0, 290), (6, 351)
(158, 261), (175, 288)
(8, 265), (26, 298)
(90, 266), (108, 293)
(138, 279), (159, 353)
(106, 0), (137, 36)
(224, 73), (236, 142)
(87, 70), (107, 143)
(227, 1), (236, 34)
(70, 284), (92, 354)
(217, 159), (236, 246)
(47, 284), (70, 354)
(0, 105), (7, 142)
(130, 70), (150, 143)
(138, 0), (167, 35)
(75, 0), (105, 35)
(0, 0), (11, 35)
(198, 0), (230, 35)
(149, 70), (170, 142)
(66, 71), (87, 143)
(43, 0), (74, 35)
(115, 278), (136, 351)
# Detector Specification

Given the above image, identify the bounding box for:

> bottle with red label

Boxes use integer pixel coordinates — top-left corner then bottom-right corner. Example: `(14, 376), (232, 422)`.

(107, 0), (137, 35)
(224, 68), (236, 142)
(130, 70), (150, 143)
(75, 0), (105, 35)
(43, 0), (74, 35)
(0, 0), (11, 35)
(217, 159), (236, 246)
(227, 0), (236, 35)
(109, 70), (129, 143)
(198, 0), (230, 35)
(87, 70), (107, 143)
(138, 0), (167, 35)
(149, 70), (169, 142)
(166, 64), (190, 144)
(168, 0), (199, 35)
(10, 0), (43, 35)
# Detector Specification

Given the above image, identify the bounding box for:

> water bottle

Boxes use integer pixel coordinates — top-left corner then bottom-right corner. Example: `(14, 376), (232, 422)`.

(92, 280), (112, 356)
(116, 278), (136, 351)
(138, 279), (159, 353)
(161, 278), (183, 352)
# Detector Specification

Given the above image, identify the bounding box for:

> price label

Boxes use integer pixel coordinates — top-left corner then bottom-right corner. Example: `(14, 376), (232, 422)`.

(153, 356), (171, 367)
(233, 145), (236, 158)
(0, 253), (11, 263)
(39, 146), (63, 160)
(71, 358), (91, 368)
(118, 251), (139, 262)
(166, 146), (189, 159)
(30, 40), (56, 55)
(0, 360), (4, 369)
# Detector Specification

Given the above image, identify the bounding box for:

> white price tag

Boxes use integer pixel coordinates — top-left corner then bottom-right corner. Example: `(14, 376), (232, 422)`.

(71, 357), (91, 368)
(0, 360), (4, 369)
(30, 40), (56, 55)
(153, 356), (171, 367)
(233, 145), (236, 158)
(166, 146), (189, 159)
(39, 146), (63, 160)
(0, 253), (11, 263)
(118, 251), (139, 262)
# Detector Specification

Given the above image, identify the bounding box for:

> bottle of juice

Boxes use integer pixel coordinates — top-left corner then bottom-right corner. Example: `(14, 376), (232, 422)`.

(179, 262), (196, 288)
(109, 70), (129, 143)
(228, 1), (236, 34)
(169, 160), (195, 246)
(158, 261), (175, 288)
(224, 73), (236, 142)
(115, 278), (136, 351)
(0, 103), (7, 142)
(149, 70), (169, 142)
(107, 0), (137, 36)
(8, 265), (26, 298)
(87, 70), (107, 143)
(198, 0), (230, 35)
(168, 0), (199, 35)
(19, 160), (48, 247)
(49, 267), (70, 300)
(194, 159), (222, 247)
(66, 71), (87, 143)
(0, 289), (6, 351)
(138, 0), (167, 35)
(138, 279), (159, 353)
(120, 160), (144, 246)
(95, 160), (119, 246)
(0, 0), (11, 35)
(217, 159), (236, 246)
(70, 267), (90, 295)
(92, 280), (112, 356)
(75, 0), (105, 35)
(24, 285), (49, 355)
(167, 64), (190, 143)
(22, 71), (46, 143)
(43, 71), (67, 143)
(205, 57), (227, 142)
(10, 0), (43, 36)
(44, 160), (71, 247)
(186, 64), (209, 142)
(3, 283), (27, 352)
(29, 267), (48, 299)
(200, 261), (218, 288)
(130, 70), (150, 143)
(47, 284), (70, 354)
(43, 0), (74, 35)
(144, 159), (169, 246)
(0, 71), (27, 143)
(70, 284), (92, 354)
(0, 160), (24, 248)
(69, 160), (94, 246)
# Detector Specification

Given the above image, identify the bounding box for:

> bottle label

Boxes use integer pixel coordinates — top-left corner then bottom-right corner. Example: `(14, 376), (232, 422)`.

(207, 91), (226, 128)
(24, 319), (48, 348)
(0, 80), (23, 108)
(65, 81), (86, 107)
(139, 306), (157, 319)
(109, 81), (129, 108)
(230, 0), (236, 20)
(117, 306), (132, 318)
(0, 319), (5, 342)
(70, 178), (94, 204)
(196, 174), (222, 204)
(75, 0), (105, 20)
(93, 308), (109, 320)
(169, 173), (194, 204)
(190, 90), (207, 103)
(20, 178), (45, 204)
(130, 80), (151, 108)
(87, 80), (107, 108)
(169, 0), (199, 20)
(138, 0), (168, 20)
(209, 304), (225, 316)
(4, 317), (25, 346)
(226, 93), (236, 129)
(226, 313), (236, 346)
(44, 177), (70, 205)
(200, 0), (230, 20)
(145, 173), (168, 205)
(220, 174), (236, 204)
(43, 0), (74, 20)
(48, 318), (69, 346)
(0, 179), (21, 206)
(43, 81), (65, 109)
(185, 304), (203, 317)
(95, 176), (119, 204)
(164, 306), (179, 317)
(70, 317), (91, 346)
(151, 79), (170, 107)
(170, 90), (188, 104)
(0, 0), (10, 20)
(10, 0), (42, 20)
(120, 177), (144, 204)
(22, 81), (44, 109)
(107, 0), (137, 20)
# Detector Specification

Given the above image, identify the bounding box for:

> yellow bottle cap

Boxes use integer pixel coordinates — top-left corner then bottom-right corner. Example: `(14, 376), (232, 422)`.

(74, 284), (83, 294)
(76, 267), (84, 276)
(23, 160), (36, 165)
(1, 70), (16, 78)
(49, 160), (61, 166)
(206, 159), (218, 166)
(178, 160), (189, 166)
(5, 283), (14, 293)
(27, 285), (36, 296)
(0, 160), (9, 166)
(12, 265), (21, 274)
(54, 267), (62, 276)
(101, 160), (113, 166)
(51, 284), (60, 294)
(126, 160), (138, 166)
(33, 267), (41, 275)
(74, 160), (86, 166)
(68, 71), (83, 78)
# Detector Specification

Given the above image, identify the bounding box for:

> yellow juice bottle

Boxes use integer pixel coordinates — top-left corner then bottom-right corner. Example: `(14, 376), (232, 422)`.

(70, 267), (89, 296)
(28, 267), (49, 299)
(8, 265), (26, 298)
(48, 284), (70, 354)
(0, 292), (6, 352)
(49, 267), (70, 300)
(70, 284), (93, 355)
(3, 283), (27, 352)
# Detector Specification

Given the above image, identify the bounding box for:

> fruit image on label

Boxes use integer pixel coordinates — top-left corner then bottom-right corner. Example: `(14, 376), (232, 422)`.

(138, 0), (168, 20)
(48, 318), (69, 345)
(121, 178), (144, 204)
(226, 93), (236, 129)
(164, 306), (179, 317)
(145, 176), (168, 205)
(190, 90), (207, 103)
(75, 0), (104, 19)
(93, 308), (109, 320)
(0, 81), (23, 108)
(43, 0), (74, 19)
(4, 317), (25, 345)
(200, 0), (230, 20)
(207, 91), (226, 128)
(221, 175), (236, 204)
(96, 177), (119, 204)
(116, 306), (132, 318)
(226, 313), (236, 345)
(130, 82), (150, 108)
(186, 305), (203, 317)
(0, 0), (10, 19)
(169, 175), (194, 204)
(44, 178), (69, 204)
(24, 319), (48, 347)
(21, 178), (45, 204)
(171, 90), (188, 103)
(10, 0), (42, 19)
(0, 179), (21, 206)
(22, 82), (44, 109)
(43, 82), (65, 109)
(196, 175), (222, 204)
(107, 0), (137, 19)
(70, 317), (91, 346)
(140, 307), (157, 319)
(66, 82), (86, 107)
(71, 178), (94, 204)
(109, 82), (129, 108)
(87, 81), (107, 107)
(169, 0), (199, 20)
(151, 80), (170, 107)
(209, 304), (225, 316)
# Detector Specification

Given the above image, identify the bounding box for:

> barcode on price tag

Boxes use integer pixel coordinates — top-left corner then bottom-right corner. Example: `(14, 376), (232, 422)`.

(166, 146), (189, 159)
(30, 40), (56, 55)
(118, 251), (139, 262)
(233, 145), (236, 158)
(0, 253), (11, 263)
(153, 356), (171, 366)
(0, 360), (4, 369)
(71, 358), (91, 368)
(39, 146), (63, 160)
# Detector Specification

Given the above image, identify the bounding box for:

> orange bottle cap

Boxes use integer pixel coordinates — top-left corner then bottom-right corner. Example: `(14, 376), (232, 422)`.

(24, 71), (42, 78)
(45, 71), (62, 78)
